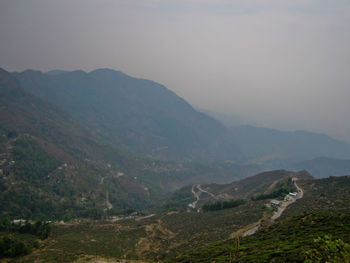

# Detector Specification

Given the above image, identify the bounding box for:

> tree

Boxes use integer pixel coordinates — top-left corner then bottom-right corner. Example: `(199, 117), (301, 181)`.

(304, 235), (350, 263)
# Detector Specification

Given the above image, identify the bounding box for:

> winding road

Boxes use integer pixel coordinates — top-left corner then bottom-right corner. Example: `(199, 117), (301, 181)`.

(197, 185), (217, 199)
(188, 184), (217, 210)
(243, 178), (304, 236)
(271, 178), (303, 221)
(106, 190), (113, 210)
(188, 184), (200, 209)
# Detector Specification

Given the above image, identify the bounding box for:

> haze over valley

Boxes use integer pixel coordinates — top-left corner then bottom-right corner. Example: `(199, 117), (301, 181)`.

(1, 0), (350, 262)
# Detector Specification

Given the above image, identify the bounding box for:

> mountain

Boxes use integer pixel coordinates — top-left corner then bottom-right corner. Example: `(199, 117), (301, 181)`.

(12, 69), (241, 162)
(230, 125), (350, 164)
(45, 70), (68, 76)
(12, 69), (350, 165)
(289, 157), (350, 178)
(197, 108), (247, 127)
(1, 68), (263, 220)
(0, 68), (158, 219)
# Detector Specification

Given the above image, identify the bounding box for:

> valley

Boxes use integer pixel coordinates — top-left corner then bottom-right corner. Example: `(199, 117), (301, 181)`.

(2, 0), (350, 260)
(2, 173), (350, 262)
(1, 67), (350, 262)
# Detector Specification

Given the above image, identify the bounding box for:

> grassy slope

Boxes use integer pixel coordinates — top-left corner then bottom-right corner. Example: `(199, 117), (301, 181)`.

(281, 175), (350, 218)
(163, 170), (310, 211)
(169, 211), (350, 263)
(7, 200), (265, 262)
(5, 175), (350, 262)
(167, 175), (350, 262)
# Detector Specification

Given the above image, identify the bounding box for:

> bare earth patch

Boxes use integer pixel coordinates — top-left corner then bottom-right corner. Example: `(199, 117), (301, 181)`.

(135, 218), (176, 257)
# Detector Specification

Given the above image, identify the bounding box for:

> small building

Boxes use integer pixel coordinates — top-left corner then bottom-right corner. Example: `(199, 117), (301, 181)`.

(271, 200), (280, 207)
(284, 195), (291, 201)
(288, 192), (297, 198)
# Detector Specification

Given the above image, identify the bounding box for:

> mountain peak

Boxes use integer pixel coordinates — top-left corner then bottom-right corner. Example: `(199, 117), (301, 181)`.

(0, 68), (23, 95)
(89, 68), (120, 74)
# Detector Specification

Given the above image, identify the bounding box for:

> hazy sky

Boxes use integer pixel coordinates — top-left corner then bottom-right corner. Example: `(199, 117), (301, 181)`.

(1, 0), (350, 141)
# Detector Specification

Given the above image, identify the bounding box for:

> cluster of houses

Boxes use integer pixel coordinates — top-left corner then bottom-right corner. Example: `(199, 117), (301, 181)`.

(270, 192), (298, 208)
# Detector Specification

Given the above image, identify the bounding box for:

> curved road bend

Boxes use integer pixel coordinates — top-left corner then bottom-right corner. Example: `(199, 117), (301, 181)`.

(244, 178), (304, 236)
(271, 178), (303, 221)
(189, 184), (217, 210)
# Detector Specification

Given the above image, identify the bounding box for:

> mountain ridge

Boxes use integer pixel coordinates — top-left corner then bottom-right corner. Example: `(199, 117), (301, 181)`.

(12, 68), (350, 165)
(13, 68), (243, 162)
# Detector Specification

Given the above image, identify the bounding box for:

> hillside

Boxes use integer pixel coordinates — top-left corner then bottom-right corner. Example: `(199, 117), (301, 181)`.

(281, 175), (350, 218)
(0, 68), (158, 219)
(163, 170), (312, 211)
(170, 211), (350, 263)
(12, 69), (241, 162)
(166, 175), (350, 262)
(1, 68), (264, 220)
(3, 172), (350, 262)
(203, 170), (312, 199)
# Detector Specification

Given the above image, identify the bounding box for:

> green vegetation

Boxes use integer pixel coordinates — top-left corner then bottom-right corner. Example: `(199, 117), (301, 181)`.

(1, 174), (350, 262)
(7, 130), (18, 138)
(168, 212), (350, 262)
(252, 177), (297, 201)
(304, 235), (350, 263)
(161, 185), (194, 211)
(202, 199), (245, 212)
(282, 176), (350, 218)
(0, 236), (30, 258)
(1, 200), (265, 262)
(12, 137), (60, 181)
(0, 218), (50, 260)
(252, 188), (290, 200)
(0, 219), (51, 240)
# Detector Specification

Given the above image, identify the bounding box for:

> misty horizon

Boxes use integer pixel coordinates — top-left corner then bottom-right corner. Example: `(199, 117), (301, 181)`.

(1, 0), (350, 141)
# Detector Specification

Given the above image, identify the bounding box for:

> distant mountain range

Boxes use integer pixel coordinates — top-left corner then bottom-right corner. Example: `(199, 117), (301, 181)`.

(12, 68), (350, 165)
(13, 69), (240, 162)
(2, 66), (350, 219)
(0, 68), (260, 219)
(230, 125), (350, 163)
(289, 157), (350, 178)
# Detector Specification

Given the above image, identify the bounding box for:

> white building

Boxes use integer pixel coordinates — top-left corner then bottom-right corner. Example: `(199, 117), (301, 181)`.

(288, 192), (297, 198)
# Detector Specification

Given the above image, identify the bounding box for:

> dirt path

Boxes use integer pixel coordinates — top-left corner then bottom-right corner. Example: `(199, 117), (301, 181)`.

(243, 224), (261, 237)
(271, 178), (303, 221)
(265, 179), (280, 193)
(233, 178), (304, 237)
(230, 219), (262, 239)
(75, 255), (147, 263)
(188, 184), (200, 209)
(197, 184), (217, 199)
(294, 178), (304, 198)
(105, 190), (113, 210)
(188, 184), (218, 210)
